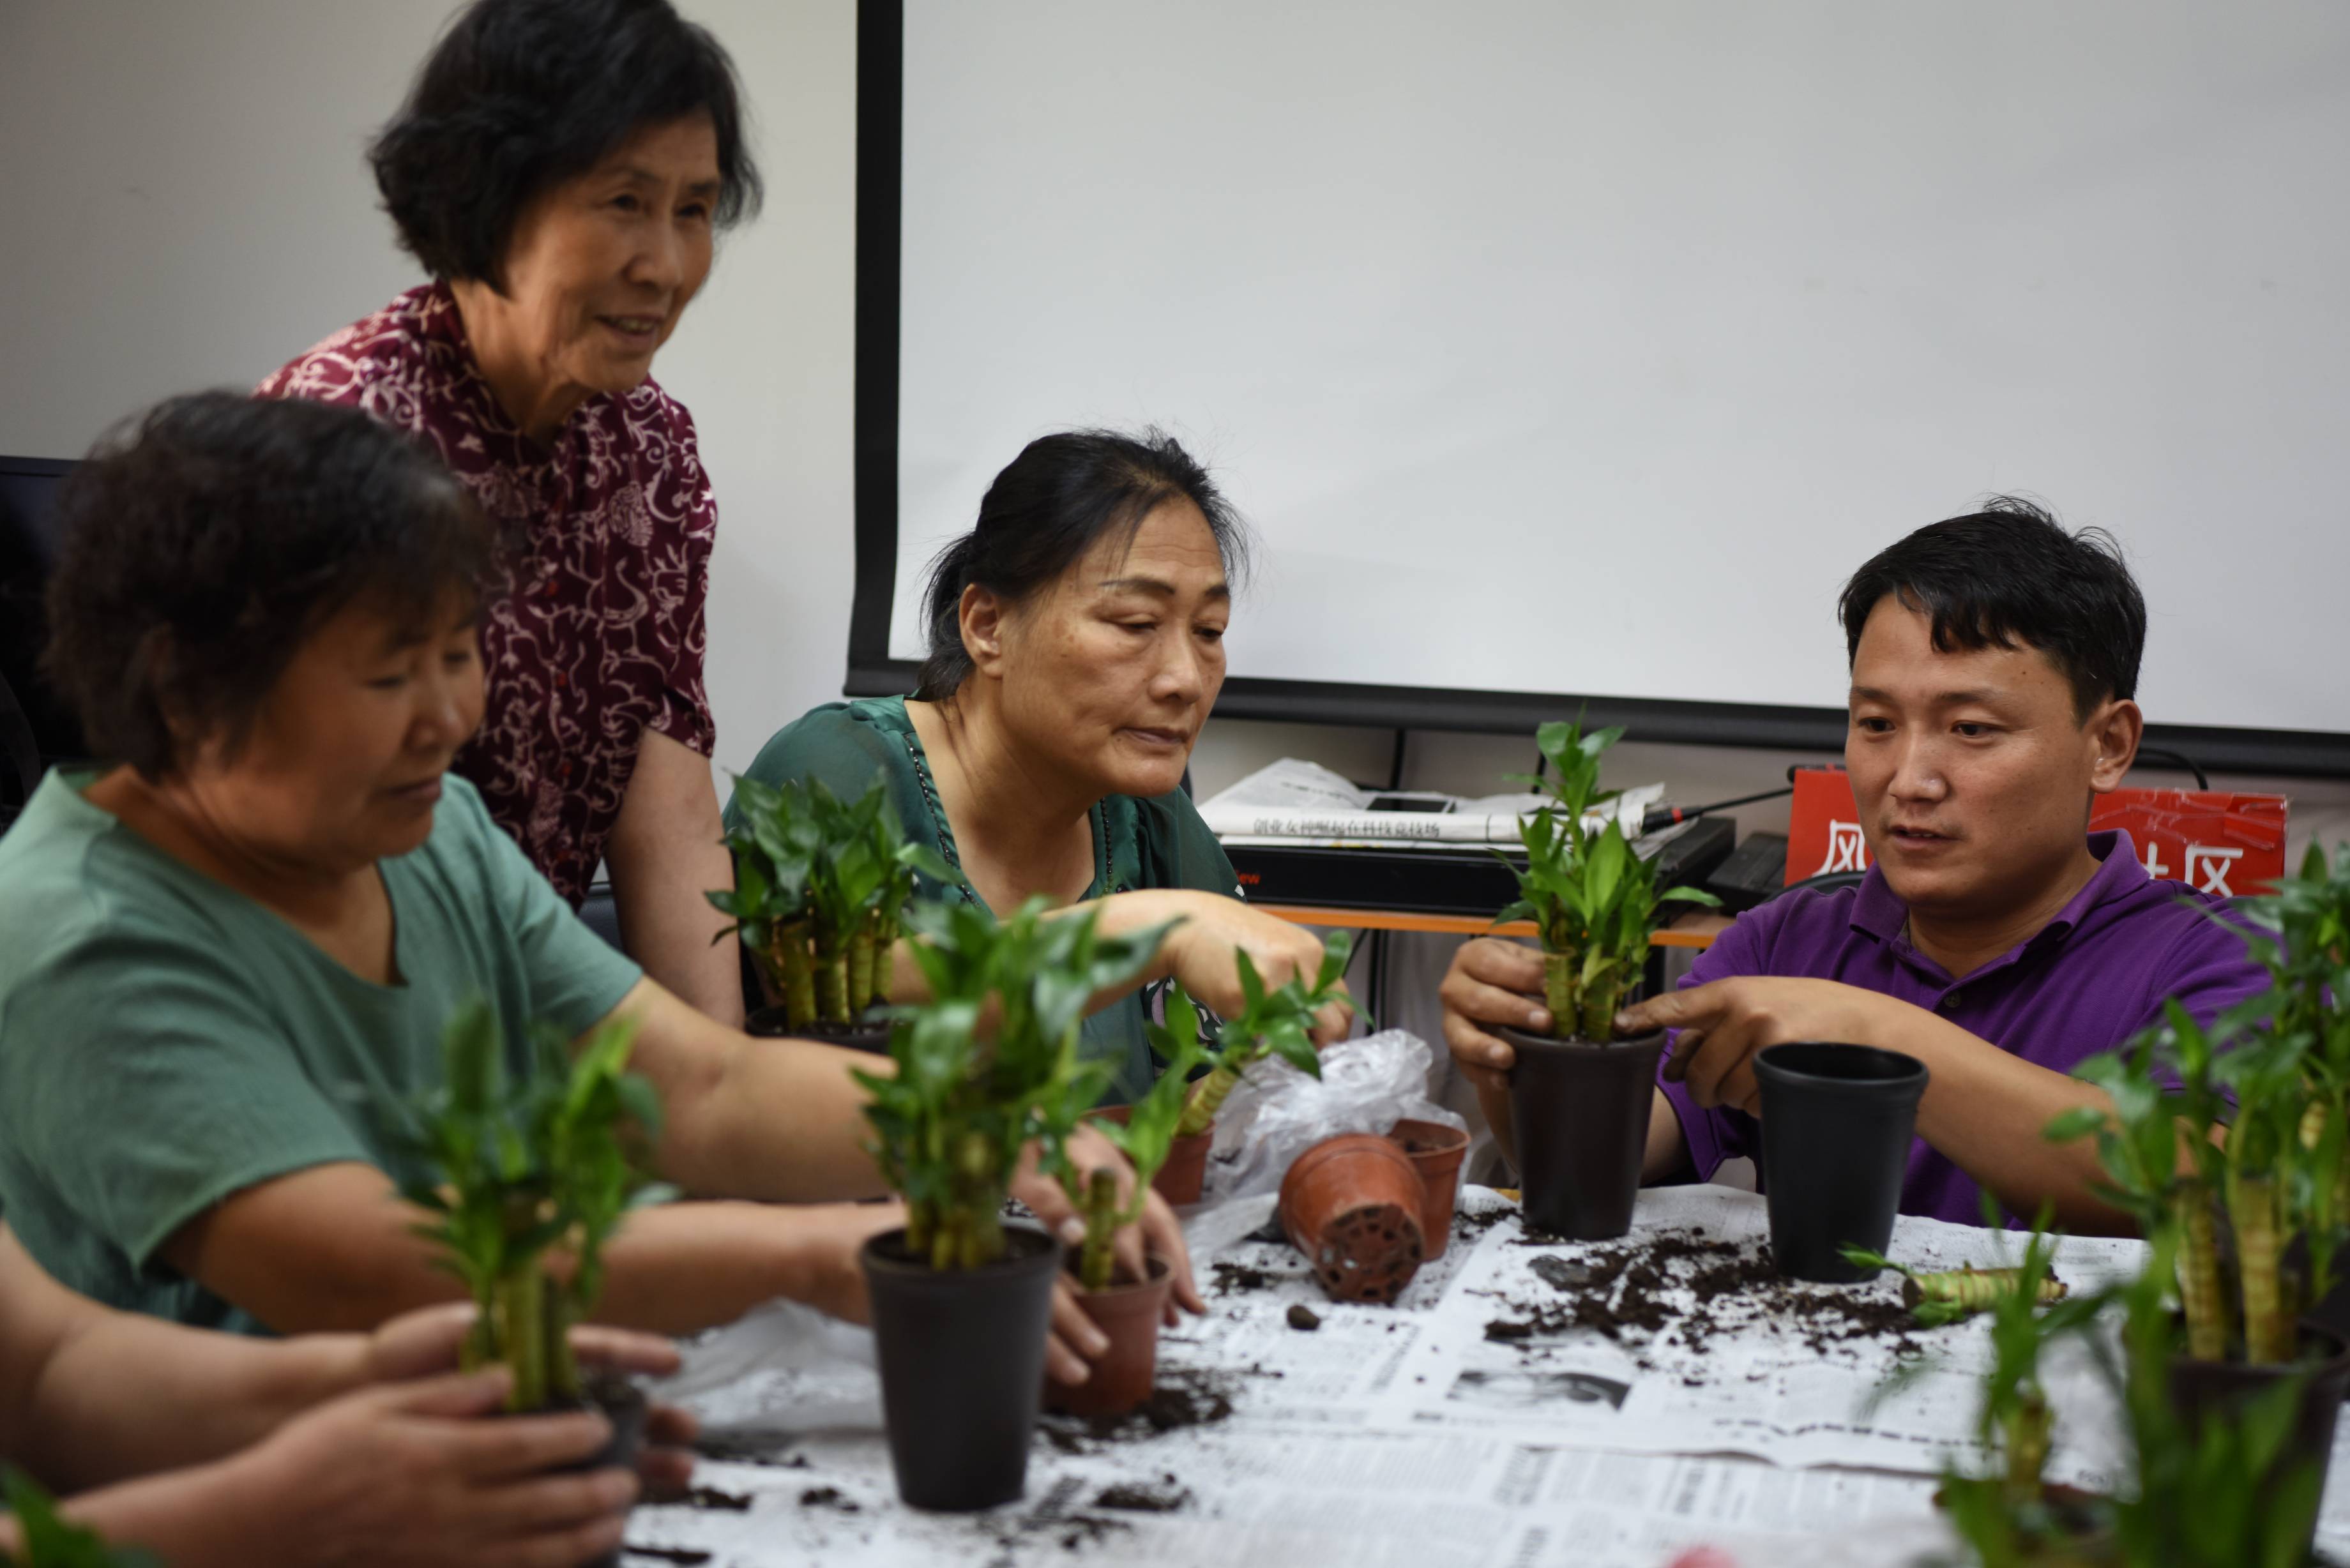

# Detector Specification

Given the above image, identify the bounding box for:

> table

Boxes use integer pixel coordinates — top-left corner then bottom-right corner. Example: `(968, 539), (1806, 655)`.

(1256, 905), (1732, 949)
(619, 1186), (2350, 1568)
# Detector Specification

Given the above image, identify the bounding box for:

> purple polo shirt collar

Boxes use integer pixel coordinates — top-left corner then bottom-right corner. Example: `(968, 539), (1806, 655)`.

(1849, 829), (2144, 995)
(1656, 829), (2268, 1226)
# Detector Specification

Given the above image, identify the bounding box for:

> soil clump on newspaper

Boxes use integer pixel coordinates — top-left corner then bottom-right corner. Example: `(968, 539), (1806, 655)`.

(1211, 1259), (1275, 1295)
(1039, 1366), (1241, 1452)
(1094, 1477), (1192, 1512)
(1487, 1226), (1933, 1364)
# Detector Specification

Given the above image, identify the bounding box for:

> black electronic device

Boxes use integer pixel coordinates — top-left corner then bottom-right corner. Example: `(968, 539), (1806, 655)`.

(1225, 814), (1735, 917)
(1363, 791), (1455, 813)
(1703, 831), (1791, 914)
(1, 455), (84, 825)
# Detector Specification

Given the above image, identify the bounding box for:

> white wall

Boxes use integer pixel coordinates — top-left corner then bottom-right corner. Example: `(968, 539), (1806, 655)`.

(5, 0), (2347, 856)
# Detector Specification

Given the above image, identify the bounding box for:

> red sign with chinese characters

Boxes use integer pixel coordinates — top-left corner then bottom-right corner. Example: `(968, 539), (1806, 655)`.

(1782, 767), (2289, 897)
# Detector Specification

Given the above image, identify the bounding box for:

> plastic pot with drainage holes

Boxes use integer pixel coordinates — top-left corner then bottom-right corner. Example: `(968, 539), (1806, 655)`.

(1388, 1118), (1470, 1260)
(1278, 1134), (1427, 1304)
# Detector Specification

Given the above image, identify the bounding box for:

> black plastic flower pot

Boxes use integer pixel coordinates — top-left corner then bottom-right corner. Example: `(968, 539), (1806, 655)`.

(743, 1006), (892, 1053)
(860, 1223), (1062, 1512)
(1753, 1043), (1928, 1283)
(541, 1370), (648, 1568)
(2167, 1325), (2350, 1560)
(1500, 1026), (1666, 1241)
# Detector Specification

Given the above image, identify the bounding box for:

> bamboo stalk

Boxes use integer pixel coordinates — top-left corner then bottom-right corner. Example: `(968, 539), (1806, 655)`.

(1080, 1169), (1119, 1292)
(2004, 1390), (2053, 1500)
(1900, 1268), (2070, 1312)
(814, 948), (849, 1024)
(771, 926), (817, 1031)
(2177, 1184), (2229, 1361)
(500, 1263), (549, 1413)
(1542, 951), (1575, 1037)
(848, 923), (878, 1014)
(2234, 1174), (2291, 1364)
(544, 1283), (580, 1403)
(1178, 1065), (1238, 1138)
(1579, 980), (1617, 1043)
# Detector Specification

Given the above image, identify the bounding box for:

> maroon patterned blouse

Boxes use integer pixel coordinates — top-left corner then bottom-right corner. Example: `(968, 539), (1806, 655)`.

(257, 283), (717, 905)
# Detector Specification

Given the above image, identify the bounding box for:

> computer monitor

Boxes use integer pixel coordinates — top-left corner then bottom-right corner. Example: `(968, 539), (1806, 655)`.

(0, 455), (86, 816)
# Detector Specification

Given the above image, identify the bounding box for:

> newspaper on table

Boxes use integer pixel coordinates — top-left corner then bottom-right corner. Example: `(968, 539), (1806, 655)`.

(628, 1185), (2350, 1567)
(1195, 756), (1666, 849)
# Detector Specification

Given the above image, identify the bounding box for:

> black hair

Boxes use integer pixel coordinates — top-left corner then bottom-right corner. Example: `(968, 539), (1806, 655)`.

(43, 393), (495, 780)
(914, 428), (1252, 702)
(369, 0), (762, 287)
(1837, 497), (2146, 719)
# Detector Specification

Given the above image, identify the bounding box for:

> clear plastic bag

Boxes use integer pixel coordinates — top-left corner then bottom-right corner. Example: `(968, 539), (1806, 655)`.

(1201, 1029), (1466, 1205)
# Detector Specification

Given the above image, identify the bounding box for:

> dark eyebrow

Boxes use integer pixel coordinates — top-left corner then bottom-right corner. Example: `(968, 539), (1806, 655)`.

(1098, 577), (1231, 602)
(612, 167), (722, 197)
(1850, 685), (2006, 706)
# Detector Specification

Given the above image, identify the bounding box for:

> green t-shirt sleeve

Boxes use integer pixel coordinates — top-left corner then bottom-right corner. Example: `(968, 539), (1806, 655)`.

(1134, 789), (1244, 900)
(451, 781), (643, 1032)
(0, 926), (372, 1274)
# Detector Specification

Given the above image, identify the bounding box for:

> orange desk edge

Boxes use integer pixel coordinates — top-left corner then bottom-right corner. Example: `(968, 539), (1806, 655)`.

(1257, 905), (1725, 949)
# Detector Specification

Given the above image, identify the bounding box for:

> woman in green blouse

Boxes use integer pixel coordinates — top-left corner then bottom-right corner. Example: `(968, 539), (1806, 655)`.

(736, 428), (1282, 1099)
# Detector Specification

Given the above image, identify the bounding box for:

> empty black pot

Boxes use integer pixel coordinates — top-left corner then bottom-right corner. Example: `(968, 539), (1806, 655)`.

(861, 1224), (1061, 1511)
(1501, 1026), (1667, 1241)
(2168, 1325), (2350, 1560)
(1753, 1042), (1927, 1283)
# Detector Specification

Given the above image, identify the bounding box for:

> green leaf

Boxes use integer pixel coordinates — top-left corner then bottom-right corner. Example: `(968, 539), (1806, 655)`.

(2042, 1105), (2111, 1144)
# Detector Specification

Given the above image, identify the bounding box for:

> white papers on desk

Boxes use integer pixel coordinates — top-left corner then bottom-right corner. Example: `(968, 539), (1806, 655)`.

(626, 1184), (2350, 1567)
(1197, 757), (1665, 848)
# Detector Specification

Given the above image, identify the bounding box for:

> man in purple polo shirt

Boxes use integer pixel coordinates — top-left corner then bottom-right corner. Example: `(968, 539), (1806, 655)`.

(1440, 501), (2265, 1230)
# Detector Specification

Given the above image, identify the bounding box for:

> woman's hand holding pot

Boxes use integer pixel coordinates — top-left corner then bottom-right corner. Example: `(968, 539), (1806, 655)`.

(216, 1367), (638, 1568)
(357, 1302), (697, 1494)
(1010, 1123), (1206, 1346)
(1439, 937), (1553, 1092)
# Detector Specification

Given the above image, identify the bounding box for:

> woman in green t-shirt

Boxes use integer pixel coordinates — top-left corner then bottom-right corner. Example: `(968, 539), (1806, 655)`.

(0, 396), (1337, 1394)
(735, 428), (1298, 1101)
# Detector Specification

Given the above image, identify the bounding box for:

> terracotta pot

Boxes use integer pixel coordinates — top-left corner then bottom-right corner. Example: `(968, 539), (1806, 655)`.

(743, 1006), (893, 1053)
(1088, 1105), (1214, 1205)
(1045, 1256), (1174, 1419)
(1501, 1026), (1665, 1241)
(2167, 1323), (2350, 1560)
(1388, 1118), (1469, 1260)
(1753, 1043), (1928, 1281)
(1278, 1134), (1427, 1304)
(861, 1224), (1062, 1511)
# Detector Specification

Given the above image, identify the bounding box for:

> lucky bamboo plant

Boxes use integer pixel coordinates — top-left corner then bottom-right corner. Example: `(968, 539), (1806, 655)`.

(383, 1002), (671, 1413)
(1051, 986), (1208, 1291)
(1858, 1208), (2105, 1515)
(1496, 720), (1718, 1041)
(712, 776), (951, 1031)
(1, 1472), (155, 1568)
(1172, 933), (1354, 1138)
(2051, 992), (2337, 1367)
(1924, 1230), (2321, 1568)
(857, 898), (1172, 1271)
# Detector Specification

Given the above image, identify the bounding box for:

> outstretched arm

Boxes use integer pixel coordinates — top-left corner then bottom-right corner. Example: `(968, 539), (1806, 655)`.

(1619, 978), (2133, 1233)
